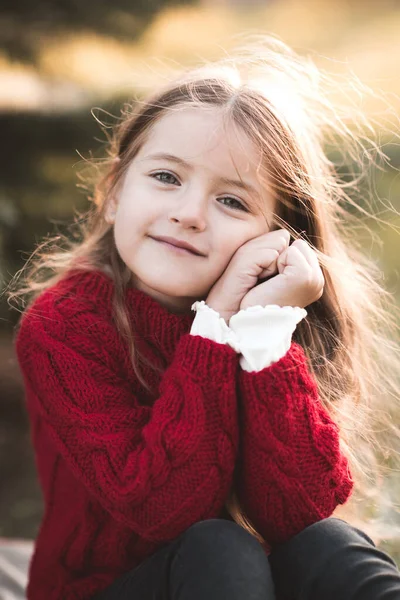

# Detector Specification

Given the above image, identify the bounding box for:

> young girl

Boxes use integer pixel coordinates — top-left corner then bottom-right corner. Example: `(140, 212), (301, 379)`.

(7, 35), (400, 600)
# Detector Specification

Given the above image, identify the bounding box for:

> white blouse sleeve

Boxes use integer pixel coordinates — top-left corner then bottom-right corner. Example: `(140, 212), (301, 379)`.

(191, 301), (307, 372)
(190, 301), (241, 353)
(229, 305), (307, 372)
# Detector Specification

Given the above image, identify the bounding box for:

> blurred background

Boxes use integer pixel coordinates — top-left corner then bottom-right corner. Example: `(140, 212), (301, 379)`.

(0, 0), (399, 563)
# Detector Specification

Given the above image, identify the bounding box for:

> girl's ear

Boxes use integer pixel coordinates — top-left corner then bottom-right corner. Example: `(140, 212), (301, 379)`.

(104, 157), (123, 223)
(105, 198), (118, 224)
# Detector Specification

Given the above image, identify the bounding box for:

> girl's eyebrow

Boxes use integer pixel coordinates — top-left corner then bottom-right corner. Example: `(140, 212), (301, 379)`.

(141, 152), (260, 196)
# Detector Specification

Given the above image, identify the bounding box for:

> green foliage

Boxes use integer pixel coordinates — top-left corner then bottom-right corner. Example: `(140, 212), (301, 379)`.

(0, 0), (196, 62)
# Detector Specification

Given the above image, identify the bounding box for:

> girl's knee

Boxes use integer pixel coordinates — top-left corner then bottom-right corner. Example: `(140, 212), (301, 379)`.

(183, 518), (261, 543)
(170, 519), (275, 597)
(298, 517), (377, 548)
(178, 518), (268, 566)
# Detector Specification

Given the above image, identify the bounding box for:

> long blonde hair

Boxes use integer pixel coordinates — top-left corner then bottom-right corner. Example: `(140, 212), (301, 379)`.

(6, 35), (400, 547)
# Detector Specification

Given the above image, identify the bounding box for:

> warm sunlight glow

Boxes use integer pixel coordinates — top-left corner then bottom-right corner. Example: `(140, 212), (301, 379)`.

(0, 0), (399, 112)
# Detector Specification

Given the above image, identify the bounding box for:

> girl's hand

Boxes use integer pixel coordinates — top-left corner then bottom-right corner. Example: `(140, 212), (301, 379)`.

(240, 237), (325, 311)
(206, 229), (293, 321)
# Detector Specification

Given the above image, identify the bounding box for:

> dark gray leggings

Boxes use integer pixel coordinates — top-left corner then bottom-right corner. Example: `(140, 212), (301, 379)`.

(93, 517), (400, 600)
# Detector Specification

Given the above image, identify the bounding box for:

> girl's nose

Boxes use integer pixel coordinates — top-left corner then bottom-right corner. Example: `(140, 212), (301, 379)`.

(169, 191), (208, 230)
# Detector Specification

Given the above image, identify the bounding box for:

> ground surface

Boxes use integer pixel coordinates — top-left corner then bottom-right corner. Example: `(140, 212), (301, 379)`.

(0, 334), (43, 541)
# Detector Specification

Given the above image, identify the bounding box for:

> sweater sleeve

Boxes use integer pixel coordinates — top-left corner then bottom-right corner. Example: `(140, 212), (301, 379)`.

(15, 296), (239, 544)
(232, 339), (354, 545)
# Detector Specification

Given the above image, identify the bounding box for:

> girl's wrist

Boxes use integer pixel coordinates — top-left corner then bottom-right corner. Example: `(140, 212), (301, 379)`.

(204, 297), (239, 324)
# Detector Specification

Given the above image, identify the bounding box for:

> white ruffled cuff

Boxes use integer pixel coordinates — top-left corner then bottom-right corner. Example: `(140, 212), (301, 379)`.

(191, 301), (307, 372)
(190, 301), (241, 353)
(229, 305), (307, 372)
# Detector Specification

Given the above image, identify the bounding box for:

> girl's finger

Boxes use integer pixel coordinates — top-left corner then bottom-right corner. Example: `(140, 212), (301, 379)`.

(256, 247), (285, 280)
(290, 240), (316, 266)
(276, 244), (309, 274)
(291, 240), (324, 279)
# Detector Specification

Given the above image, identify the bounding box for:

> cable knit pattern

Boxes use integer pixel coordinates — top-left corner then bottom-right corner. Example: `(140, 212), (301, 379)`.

(235, 341), (354, 545)
(14, 268), (353, 599)
(15, 269), (240, 600)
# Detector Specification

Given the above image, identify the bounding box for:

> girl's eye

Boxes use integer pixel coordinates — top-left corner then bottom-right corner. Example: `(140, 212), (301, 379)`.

(218, 197), (248, 212)
(150, 171), (248, 212)
(150, 171), (180, 185)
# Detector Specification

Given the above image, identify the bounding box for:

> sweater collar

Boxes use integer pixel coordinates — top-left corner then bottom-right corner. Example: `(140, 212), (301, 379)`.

(66, 268), (195, 358)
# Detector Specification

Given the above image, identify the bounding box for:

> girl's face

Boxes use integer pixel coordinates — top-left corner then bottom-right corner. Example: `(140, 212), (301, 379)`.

(109, 106), (276, 313)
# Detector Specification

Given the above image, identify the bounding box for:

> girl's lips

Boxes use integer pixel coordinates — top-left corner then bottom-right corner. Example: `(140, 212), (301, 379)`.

(153, 237), (199, 256)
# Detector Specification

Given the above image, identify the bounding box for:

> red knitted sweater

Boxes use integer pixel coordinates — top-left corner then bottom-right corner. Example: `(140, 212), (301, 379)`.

(15, 268), (353, 600)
